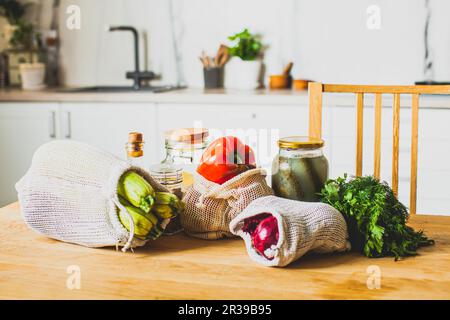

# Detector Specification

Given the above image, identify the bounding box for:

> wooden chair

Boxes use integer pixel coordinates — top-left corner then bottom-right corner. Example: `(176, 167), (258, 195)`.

(308, 82), (450, 214)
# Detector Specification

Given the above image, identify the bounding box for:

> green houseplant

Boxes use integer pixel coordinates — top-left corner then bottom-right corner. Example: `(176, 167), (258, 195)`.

(228, 28), (263, 61)
(0, 0), (32, 49)
(0, 0), (45, 90)
(0, 0), (28, 25)
(225, 28), (265, 90)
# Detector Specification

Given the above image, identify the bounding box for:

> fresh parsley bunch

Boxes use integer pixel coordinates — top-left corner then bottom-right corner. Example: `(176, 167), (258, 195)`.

(320, 175), (434, 260)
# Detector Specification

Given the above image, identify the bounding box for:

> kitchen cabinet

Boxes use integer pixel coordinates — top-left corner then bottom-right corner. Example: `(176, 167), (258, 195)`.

(0, 103), (59, 206)
(60, 103), (158, 165)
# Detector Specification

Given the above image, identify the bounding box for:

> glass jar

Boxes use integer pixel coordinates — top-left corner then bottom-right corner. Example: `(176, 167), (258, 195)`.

(272, 136), (329, 202)
(163, 128), (209, 180)
(150, 128), (208, 235)
(149, 128), (209, 195)
(125, 132), (147, 168)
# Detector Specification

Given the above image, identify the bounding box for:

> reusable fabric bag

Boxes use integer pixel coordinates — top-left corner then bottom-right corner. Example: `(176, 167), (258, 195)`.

(15, 140), (170, 251)
(181, 168), (274, 239)
(230, 195), (351, 267)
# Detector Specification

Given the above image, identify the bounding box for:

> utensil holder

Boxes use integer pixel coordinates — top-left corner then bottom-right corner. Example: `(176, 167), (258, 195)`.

(203, 67), (224, 89)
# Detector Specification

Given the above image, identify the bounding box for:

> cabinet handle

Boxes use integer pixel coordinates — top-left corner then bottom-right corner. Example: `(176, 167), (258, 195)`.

(48, 111), (56, 139)
(64, 111), (71, 139)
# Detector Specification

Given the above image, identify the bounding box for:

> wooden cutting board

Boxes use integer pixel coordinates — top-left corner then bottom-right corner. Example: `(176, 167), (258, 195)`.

(1, 202), (449, 299)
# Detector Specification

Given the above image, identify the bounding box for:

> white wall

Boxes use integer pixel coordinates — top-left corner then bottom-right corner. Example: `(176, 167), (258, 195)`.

(32, 0), (450, 87)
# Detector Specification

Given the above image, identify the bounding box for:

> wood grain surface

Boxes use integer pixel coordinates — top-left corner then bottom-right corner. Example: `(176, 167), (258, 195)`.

(1, 202), (449, 300)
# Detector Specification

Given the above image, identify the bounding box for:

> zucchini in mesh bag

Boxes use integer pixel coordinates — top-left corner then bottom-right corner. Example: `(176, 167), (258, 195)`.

(15, 140), (182, 251)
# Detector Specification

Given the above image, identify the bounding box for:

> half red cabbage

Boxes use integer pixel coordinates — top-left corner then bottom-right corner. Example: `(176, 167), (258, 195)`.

(243, 213), (279, 260)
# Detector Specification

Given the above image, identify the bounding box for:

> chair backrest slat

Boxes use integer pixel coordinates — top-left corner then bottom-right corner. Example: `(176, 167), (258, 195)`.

(308, 82), (450, 214)
(410, 93), (420, 215)
(309, 82), (323, 139)
(356, 93), (364, 177)
(392, 93), (401, 196)
(374, 93), (382, 179)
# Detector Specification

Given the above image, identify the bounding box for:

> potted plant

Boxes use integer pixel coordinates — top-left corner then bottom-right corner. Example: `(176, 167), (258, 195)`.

(12, 21), (45, 90)
(225, 28), (264, 90)
(0, 0), (45, 90)
(0, 0), (27, 48)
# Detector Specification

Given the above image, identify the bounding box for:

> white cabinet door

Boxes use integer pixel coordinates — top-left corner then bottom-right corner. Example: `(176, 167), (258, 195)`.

(60, 103), (158, 166)
(156, 103), (310, 169)
(0, 103), (59, 206)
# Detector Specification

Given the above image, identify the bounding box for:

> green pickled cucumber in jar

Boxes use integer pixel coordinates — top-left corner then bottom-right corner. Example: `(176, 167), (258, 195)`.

(272, 136), (329, 202)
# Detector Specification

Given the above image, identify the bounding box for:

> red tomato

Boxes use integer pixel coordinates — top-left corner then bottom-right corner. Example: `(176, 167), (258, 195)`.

(197, 136), (256, 184)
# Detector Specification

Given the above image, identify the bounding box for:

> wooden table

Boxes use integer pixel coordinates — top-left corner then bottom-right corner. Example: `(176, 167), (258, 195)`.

(1, 202), (449, 300)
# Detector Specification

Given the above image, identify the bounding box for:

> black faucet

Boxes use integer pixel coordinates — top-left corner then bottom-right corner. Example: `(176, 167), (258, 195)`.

(108, 25), (155, 90)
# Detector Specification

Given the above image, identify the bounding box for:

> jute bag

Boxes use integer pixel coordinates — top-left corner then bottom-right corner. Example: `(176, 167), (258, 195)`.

(15, 140), (171, 251)
(181, 168), (274, 239)
(230, 196), (351, 267)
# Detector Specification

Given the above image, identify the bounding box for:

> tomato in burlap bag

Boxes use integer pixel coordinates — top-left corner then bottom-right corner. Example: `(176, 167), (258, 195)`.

(181, 168), (274, 239)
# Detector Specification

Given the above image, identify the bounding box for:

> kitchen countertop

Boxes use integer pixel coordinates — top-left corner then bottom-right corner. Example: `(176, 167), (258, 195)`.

(1, 87), (450, 108)
(1, 201), (450, 300)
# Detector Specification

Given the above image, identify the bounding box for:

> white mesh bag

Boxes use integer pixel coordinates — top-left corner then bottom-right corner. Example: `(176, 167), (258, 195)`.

(230, 195), (351, 267)
(15, 140), (171, 251)
(181, 168), (274, 239)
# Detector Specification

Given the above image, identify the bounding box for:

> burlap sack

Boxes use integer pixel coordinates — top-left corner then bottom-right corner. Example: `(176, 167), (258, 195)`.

(181, 168), (274, 239)
(230, 195), (351, 267)
(15, 140), (171, 251)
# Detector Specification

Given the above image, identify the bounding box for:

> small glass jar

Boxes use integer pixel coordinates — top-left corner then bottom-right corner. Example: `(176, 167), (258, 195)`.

(163, 128), (209, 180)
(150, 128), (208, 235)
(125, 132), (147, 168)
(150, 128), (209, 193)
(272, 136), (329, 202)
(149, 128), (209, 196)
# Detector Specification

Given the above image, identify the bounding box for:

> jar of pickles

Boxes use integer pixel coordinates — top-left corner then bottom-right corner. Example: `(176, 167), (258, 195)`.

(272, 136), (328, 202)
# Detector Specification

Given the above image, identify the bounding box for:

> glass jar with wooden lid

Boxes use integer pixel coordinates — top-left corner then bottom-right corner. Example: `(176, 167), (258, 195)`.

(149, 128), (209, 194)
(271, 136), (329, 202)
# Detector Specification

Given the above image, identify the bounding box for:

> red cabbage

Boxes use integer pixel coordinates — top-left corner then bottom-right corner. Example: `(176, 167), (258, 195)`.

(243, 213), (279, 260)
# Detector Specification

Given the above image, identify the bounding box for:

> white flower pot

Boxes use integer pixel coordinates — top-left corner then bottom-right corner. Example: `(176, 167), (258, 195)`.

(225, 58), (263, 90)
(19, 63), (46, 91)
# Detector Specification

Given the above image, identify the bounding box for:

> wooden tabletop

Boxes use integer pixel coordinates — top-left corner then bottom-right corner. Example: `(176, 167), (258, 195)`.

(1, 202), (449, 300)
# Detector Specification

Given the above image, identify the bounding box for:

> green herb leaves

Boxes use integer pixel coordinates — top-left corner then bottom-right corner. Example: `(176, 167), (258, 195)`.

(227, 29), (263, 61)
(320, 175), (434, 260)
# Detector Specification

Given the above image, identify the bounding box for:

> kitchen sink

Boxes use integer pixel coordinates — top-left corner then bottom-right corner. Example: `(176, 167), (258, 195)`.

(59, 85), (186, 93)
